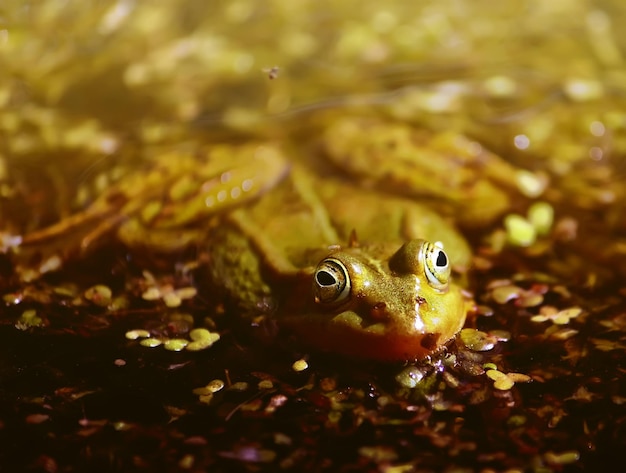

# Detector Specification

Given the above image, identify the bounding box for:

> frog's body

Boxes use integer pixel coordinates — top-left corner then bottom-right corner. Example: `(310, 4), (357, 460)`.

(5, 116), (524, 360)
(208, 166), (472, 361)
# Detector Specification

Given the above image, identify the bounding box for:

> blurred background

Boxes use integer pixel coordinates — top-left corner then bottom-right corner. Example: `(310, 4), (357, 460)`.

(2, 0), (626, 234)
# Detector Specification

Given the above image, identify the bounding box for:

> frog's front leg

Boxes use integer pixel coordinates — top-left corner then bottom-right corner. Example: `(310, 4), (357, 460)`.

(115, 143), (289, 254)
(6, 143), (289, 279)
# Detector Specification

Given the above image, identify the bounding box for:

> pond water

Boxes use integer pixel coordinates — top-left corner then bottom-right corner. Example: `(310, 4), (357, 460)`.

(1, 1), (626, 471)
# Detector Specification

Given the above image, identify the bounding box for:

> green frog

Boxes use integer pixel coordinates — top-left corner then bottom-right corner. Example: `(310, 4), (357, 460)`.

(5, 116), (526, 360)
(208, 163), (473, 361)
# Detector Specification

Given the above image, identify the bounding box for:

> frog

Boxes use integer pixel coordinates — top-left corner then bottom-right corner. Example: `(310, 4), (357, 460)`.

(3, 114), (527, 359)
(207, 164), (473, 361)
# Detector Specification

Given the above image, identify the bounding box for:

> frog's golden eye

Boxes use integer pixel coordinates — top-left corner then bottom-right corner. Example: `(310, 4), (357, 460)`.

(313, 258), (351, 304)
(422, 242), (451, 289)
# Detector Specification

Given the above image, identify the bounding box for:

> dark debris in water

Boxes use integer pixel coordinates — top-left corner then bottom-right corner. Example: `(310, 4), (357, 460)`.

(0, 229), (626, 473)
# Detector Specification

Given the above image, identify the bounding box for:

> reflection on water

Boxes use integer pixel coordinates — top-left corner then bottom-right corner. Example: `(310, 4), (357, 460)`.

(0, 0), (625, 471)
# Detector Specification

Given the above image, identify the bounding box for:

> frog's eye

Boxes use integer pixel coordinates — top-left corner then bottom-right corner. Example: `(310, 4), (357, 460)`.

(422, 242), (451, 289)
(313, 258), (351, 304)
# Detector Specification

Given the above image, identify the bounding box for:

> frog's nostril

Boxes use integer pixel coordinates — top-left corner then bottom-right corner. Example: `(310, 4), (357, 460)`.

(370, 302), (387, 320)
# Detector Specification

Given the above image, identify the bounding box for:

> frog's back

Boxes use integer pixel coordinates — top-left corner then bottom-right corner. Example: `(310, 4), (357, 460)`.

(225, 166), (470, 273)
(208, 165), (470, 315)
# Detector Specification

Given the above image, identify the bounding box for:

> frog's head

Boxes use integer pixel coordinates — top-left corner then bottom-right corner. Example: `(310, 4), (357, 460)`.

(283, 239), (470, 361)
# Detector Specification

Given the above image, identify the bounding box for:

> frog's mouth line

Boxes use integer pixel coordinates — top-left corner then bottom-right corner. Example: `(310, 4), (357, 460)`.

(328, 309), (429, 332)
(283, 313), (448, 361)
(330, 313), (444, 352)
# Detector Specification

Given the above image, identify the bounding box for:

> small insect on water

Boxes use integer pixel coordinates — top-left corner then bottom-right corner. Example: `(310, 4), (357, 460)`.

(262, 66), (280, 80)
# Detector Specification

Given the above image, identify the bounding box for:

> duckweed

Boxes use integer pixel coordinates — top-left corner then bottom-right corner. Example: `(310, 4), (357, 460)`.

(16, 309), (43, 328)
(229, 382), (249, 392)
(292, 359), (308, 372)
(206, 379), (225, 393)
(531, 307), (582, 325)
(543, 450), (581, 465)
(140, 338), (163, 348)
(504, 202), (555, 247)
(125, 329), (151, 340)
(395, 366), (425, 389)
(186, 339), (215, 351)
(186, 328), (221, 351)
(194, 379), (225, 396)
(163, 339), (189, 351)
(504, 214), (537, 247)
(527, 202), (554, 236)
(491, 284), (523, 304)
(515, 170), (548, 198)
(486, 368), (531, 391)
(140, 276), (197, 308)
(83, 285), (113, 306)
(459, 329), (496, 352)
(258, 380), (274, 390)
